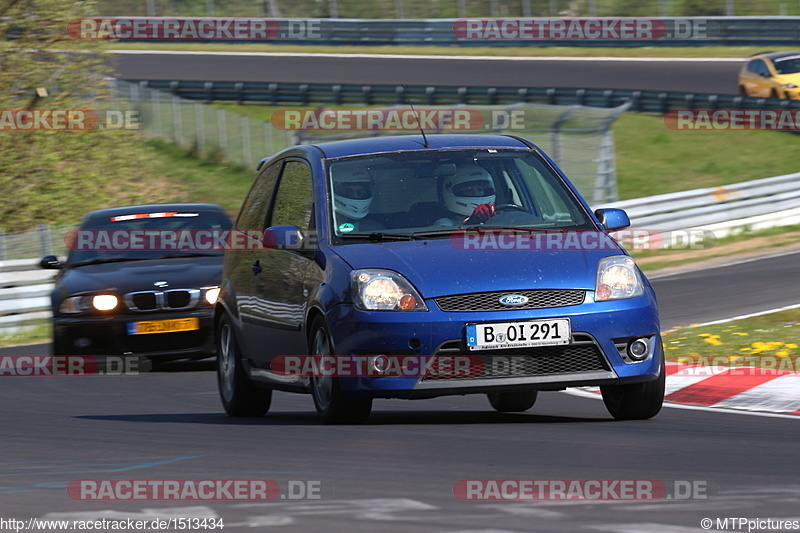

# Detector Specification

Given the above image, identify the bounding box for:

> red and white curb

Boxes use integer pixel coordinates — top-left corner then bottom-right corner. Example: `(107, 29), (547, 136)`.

(580, 362), (800, 415)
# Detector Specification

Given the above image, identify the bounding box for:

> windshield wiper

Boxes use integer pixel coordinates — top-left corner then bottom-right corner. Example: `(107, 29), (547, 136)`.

(340, 232), (416, 242)
(68, 257), (150, 267)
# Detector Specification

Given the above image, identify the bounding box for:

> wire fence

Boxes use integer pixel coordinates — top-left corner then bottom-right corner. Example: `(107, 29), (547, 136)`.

(0, 225), (73, 262)
(115, 80), (627, 203)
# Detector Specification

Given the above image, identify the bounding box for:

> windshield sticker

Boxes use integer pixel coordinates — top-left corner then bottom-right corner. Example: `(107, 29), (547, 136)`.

(339, 223), (355, 233)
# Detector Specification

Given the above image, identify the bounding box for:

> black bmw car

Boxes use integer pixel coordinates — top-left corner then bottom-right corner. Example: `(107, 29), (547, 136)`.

(41, 203), (232, 360)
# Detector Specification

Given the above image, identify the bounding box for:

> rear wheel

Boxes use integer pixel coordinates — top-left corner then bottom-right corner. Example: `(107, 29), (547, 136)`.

(487, 390), (538, 412)
(308, 317), (372, 424)
(601, 358), (665, 420)
(738, 85), (748, 97)
(217, 314), (272, 417)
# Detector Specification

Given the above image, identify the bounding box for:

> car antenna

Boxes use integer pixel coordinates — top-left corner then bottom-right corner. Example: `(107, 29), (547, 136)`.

(402, 85), (430, 148)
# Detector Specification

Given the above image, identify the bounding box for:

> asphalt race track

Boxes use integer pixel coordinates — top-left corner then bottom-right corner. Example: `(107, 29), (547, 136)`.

(111, 51), (744, 94)
(2, 251), (799, 531)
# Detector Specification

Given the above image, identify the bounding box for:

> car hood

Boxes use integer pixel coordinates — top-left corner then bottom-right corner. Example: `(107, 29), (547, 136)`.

(776, 72), (800, 85)
(59, 256), (223, 295)
(331, 237), (624, 298)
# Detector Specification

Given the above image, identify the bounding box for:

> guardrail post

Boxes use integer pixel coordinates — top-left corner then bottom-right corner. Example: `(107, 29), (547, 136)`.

(458, 87), (468, 105)
(518, 88), (529, 103)
(546, 88), (557, 105)
(38, 224), (52, 257)
(299, 84), (309, 105)
(426, 86), (436, 105)
(487, 87), (497, 105)
(362, 86), (373, 106)
(333, 85), (343, 106)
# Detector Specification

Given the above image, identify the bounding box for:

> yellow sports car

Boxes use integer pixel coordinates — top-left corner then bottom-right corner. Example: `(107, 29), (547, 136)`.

(738, 51), (800, 100)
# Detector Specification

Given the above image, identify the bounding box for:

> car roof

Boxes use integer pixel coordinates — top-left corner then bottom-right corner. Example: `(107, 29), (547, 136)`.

(309, 134), (533, 159)
(751, 51), (800, 61)
(83, 203), (227, 221)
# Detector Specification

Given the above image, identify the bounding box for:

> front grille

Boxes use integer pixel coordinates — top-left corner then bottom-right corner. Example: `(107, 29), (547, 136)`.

(125, 289), (200, 312)
(422, 334), (608, 381)
(435, 289), (585, 312)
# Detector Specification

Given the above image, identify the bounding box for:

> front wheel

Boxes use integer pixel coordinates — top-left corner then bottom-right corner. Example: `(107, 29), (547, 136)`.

(487, 390), (538, 412)
(600, 358), (665, 420)
(217, 314), (272, 417)
(308, 317), (372, 424)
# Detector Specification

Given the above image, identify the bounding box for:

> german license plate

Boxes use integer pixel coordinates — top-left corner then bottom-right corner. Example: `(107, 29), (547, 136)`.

(466, 318), (570, 351)
(127, 317), (200, 335)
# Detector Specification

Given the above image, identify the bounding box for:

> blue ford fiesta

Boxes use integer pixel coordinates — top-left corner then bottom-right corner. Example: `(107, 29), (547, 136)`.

(215, 134), (664, 423)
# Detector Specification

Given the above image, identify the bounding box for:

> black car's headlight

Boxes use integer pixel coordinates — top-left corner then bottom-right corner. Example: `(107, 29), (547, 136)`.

(203, 287), (221, 305)
(351, 269), (427, 311)
(59, 294), (119, 314)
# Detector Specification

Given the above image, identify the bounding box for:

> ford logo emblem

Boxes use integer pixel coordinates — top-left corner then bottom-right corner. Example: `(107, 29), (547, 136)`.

(499, 294), (528, 306)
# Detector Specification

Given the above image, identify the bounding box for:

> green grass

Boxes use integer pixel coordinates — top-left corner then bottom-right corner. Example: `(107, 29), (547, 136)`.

(102, 42), (770, 58)
(614, 113), (800, 200)
(664, 308), (800, 371)
(0, 323), (52, 349)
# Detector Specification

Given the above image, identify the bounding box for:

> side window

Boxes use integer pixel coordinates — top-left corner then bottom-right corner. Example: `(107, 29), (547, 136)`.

(270, 160), (314, 233)
(749, 59), (769, 76)
(236, 161), (282, 231)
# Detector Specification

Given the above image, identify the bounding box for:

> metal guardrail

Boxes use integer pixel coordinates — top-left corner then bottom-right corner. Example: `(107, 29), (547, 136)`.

(0, 259), (56, 332)
(107, 17), (800, 47)
(596, 172), (800, 245)
(128, 80), (800, 114)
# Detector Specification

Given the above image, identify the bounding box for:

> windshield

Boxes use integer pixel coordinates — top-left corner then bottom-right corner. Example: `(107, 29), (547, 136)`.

(327, 148), (593, 239)
(773, 56), (800, 75)
(67, 209), (232, 266)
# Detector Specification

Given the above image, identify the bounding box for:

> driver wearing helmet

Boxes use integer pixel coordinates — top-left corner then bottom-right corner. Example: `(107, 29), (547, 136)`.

(331, 165), (384, 233)
(434, 164), (497, 226)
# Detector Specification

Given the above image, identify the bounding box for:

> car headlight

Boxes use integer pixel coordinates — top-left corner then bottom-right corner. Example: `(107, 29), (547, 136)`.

(204, 287), (221, 305)
(781, 84), (798, 88)
(351, 269), (428, 311)
(595, 256), (644, 301)
(59, 294), (118, 313)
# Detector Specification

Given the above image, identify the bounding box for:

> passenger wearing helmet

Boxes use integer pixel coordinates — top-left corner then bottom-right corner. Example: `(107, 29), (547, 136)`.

(331, 165), (384, 233)
(434, 164), (497, 226)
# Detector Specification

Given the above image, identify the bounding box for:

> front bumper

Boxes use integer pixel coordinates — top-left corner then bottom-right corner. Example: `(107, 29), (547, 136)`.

(53, 310), (215, 358)
(324, 291), (662, 399)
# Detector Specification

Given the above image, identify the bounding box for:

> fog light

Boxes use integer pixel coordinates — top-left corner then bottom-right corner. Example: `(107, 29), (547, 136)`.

(75, 338), (91, 348)
(628, 338), (650, 361)
(371, 355), (390, 374)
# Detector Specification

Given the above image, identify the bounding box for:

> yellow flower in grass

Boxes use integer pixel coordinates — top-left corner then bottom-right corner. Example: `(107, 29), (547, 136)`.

(732, 332), (749, 336)
(667, 347), (679, 350)
(727, 356), (739, 361)
(777, 350), (790, 357)
(702, 334), (723, 346)
(739, 347), (751, 352)
(698, 333), (712, 337)
(786, 343), (799, 349)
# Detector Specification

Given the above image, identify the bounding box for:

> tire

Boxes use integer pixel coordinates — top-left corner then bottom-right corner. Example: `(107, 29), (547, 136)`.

(738, 85), (748, 97)
(771, 89), (780, 99)
(308, 317), (372, 424)
(487, 390), (538, 412)
(216, 314), (272, 417)
(601, 357), (665, 421)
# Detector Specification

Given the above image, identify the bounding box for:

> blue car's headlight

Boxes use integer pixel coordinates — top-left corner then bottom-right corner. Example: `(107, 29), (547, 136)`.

(595, 256), (644, 301)
(351, 269), (428, 311)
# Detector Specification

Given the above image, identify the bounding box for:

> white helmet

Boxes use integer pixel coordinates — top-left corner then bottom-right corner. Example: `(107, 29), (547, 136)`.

(331, 165), (373, 220)
(442, 164), (496, 217)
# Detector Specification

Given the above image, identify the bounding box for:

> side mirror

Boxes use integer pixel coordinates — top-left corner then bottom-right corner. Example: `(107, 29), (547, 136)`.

(262, 225), (305, 250)
(594, 208), (631, 231)
(40, 255), (63, 269)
